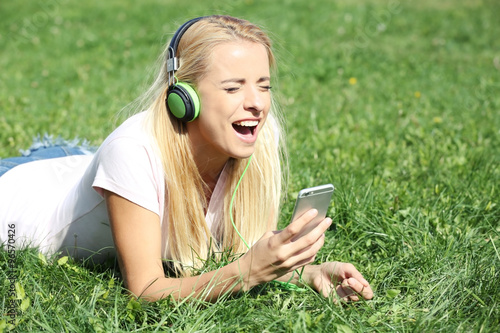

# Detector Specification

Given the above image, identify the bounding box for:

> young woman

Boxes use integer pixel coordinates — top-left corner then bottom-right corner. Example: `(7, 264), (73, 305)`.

(0, 15), (373, 302)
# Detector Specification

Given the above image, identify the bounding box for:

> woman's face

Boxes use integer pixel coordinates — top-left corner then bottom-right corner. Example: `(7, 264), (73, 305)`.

(187, 40), (271, 162)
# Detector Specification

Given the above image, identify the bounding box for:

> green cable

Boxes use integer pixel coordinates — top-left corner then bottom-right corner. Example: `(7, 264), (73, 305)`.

(229, 155), (252, 250)
(229, 155), (306, 292)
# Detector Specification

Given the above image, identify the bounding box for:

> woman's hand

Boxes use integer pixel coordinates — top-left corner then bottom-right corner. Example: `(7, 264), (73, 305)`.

(303, 262), (374, 301)
(238, 209), (332, 289)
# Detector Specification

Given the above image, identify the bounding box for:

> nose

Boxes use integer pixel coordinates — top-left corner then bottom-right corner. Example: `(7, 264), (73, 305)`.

(243, 85), (266, 113)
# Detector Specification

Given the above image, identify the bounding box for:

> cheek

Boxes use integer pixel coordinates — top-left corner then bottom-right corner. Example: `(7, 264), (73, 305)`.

(200, 92), (226, 113)
(197, 110), (228, 140)
(201, 95), (241, 122)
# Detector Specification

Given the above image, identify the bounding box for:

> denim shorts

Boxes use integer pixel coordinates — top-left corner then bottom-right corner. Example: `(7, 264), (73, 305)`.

(0, 134), (96, 178)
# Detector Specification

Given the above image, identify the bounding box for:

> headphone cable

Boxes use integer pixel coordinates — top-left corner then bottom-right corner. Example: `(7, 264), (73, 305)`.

(229, 155), (306, 292)
(229, 155), (252, 249)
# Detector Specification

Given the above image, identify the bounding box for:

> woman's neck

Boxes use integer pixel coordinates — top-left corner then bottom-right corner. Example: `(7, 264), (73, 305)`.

(191, 146), (228, 193)
(187, 129), (230, 196)
(194, 155), (227, 209)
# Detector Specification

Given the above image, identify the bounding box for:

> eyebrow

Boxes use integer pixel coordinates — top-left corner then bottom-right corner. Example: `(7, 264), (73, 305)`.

(220, 76), (271, 84)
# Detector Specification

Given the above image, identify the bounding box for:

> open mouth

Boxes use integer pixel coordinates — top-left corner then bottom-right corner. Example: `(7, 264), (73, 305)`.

(232, 120), (258, 137)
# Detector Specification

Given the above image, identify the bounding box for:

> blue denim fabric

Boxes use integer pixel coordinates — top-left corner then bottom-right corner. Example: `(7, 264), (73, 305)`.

(0, 134), (96, 177)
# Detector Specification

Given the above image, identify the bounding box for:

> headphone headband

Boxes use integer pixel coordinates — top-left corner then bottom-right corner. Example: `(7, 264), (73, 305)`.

(166, 17), (207, 73)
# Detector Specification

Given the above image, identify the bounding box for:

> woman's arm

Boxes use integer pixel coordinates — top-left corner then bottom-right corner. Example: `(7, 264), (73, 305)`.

(104, 191), (331, 302)
(105, 190), (248, 301)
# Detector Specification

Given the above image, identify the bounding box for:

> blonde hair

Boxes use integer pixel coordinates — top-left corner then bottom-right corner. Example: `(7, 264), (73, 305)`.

(138, 16), (286, 276)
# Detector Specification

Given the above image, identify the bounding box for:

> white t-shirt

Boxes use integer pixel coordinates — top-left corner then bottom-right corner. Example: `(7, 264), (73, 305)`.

(0, 112), (227, 261)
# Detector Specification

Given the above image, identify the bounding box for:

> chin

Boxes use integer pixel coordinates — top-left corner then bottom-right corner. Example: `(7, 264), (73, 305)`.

(229, 146), (255, 160)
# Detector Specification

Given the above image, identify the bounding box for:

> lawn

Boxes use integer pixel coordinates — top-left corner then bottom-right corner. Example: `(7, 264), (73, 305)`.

(1, 0), (499, 332)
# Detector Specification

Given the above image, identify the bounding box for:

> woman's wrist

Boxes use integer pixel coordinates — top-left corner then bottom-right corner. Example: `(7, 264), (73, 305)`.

(273, 265), (314, 287)
(233, 254), (257, 291)
(299, 264), (325, 288)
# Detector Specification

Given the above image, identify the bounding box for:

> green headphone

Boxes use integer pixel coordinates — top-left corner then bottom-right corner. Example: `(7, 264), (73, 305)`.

(165, 17), (205, 122)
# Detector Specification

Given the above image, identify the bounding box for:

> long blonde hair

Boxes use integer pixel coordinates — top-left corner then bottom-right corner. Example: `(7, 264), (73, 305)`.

(139, 16), (286, 276)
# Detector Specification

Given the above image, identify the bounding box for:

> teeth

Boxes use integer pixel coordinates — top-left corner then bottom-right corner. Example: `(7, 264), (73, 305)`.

(234, 120), (258, 127)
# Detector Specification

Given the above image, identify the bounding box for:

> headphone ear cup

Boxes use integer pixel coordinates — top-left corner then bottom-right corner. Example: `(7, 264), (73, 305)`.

(166, 82), (201, 122)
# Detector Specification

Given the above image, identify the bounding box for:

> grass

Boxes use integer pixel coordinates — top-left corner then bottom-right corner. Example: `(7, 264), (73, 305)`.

(1, 0), (499, 331)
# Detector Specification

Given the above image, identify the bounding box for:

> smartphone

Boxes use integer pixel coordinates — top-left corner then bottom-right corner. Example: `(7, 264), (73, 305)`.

(290, 184), (334, 239)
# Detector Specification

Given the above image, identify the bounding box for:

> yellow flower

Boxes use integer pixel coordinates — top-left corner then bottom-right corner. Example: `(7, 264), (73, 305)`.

(433, 116), (443, 124)
(414, 91), (421, 98)
(349, 77), (357, 85)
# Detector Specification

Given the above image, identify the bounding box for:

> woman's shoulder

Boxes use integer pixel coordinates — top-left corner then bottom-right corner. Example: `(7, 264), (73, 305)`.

(90, 111), (165, 210)
(101, 111), (153, 146)
(92, 111), (161, 170)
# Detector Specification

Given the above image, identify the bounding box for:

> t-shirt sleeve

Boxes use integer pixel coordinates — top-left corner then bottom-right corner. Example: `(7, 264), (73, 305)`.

(92, 137), (162, 216)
